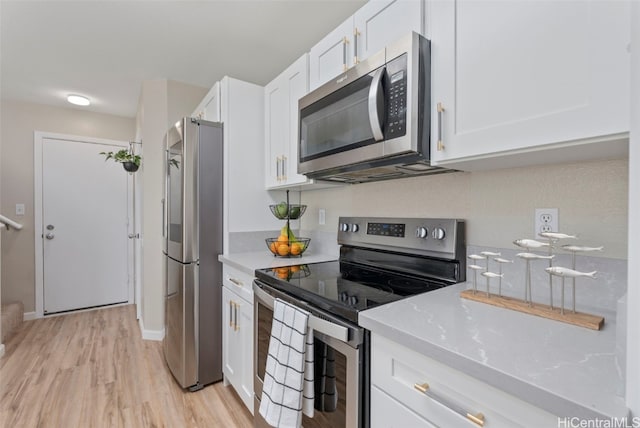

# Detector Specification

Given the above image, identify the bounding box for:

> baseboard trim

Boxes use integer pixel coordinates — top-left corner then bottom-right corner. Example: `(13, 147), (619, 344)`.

(23, 312), (37, 321)
(138, 318), (165, 341)
(0, 343), (5, 358)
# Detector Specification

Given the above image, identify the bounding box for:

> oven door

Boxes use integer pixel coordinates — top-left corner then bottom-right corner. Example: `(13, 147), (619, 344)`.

(253, 281), (366, 428)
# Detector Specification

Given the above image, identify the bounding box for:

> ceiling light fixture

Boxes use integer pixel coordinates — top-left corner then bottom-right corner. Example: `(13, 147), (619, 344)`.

(67, 94), (90, 106)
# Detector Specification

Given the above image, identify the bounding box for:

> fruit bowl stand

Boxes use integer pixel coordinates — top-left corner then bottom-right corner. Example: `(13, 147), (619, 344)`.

(265, 190), (311, 257)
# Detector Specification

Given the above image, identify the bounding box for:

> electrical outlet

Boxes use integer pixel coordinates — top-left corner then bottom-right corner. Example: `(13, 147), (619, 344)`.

(318, 208), (326, 225)
(535, 208), (558, 237)
(16, 203), (25, 216)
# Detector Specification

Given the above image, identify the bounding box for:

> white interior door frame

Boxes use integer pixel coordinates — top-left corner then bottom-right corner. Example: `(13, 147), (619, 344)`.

(34, 131), (135, 318)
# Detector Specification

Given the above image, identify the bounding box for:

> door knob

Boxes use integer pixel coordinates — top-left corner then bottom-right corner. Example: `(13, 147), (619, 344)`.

(45, 233), (55, 240)
(46, 224), (54, 230)
(128, 233), (139, 239)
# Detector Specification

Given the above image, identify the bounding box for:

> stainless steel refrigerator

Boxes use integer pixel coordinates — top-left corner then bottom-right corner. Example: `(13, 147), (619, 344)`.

(163, 118), (223, 391)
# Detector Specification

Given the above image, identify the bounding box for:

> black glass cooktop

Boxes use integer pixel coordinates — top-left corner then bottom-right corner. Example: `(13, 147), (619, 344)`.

(255, 254), (455, 323)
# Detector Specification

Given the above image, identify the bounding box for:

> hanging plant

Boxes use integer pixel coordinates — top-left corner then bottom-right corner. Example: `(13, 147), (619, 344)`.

(100, 142), (141, 172)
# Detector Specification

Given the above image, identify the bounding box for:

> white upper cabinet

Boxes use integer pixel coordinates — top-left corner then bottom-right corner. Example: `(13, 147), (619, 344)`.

(309, 17), (355, 91)
(265, 54), (332, 190)
(192, 82), (221, 122)
(430, 0), (630, 167)
(265, 79), (288, 188)
(354, 0), (424, 61)
(310, 0), (425, 91)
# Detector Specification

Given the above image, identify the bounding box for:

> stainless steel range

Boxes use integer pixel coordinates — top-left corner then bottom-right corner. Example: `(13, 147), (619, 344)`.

(253, 217), (466, 428)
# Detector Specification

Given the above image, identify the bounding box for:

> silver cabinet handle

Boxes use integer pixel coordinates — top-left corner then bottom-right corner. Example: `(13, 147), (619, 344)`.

(229, 301), (234, 327)
(368, 67), (386, 142)
(437, 102), (445, 151)
(414, 383), (485, 427)
(354, 27), (360, 64)
(45, 233), (55, 240)
(342, 36), (348, 71)
(277, 156), (282, 182)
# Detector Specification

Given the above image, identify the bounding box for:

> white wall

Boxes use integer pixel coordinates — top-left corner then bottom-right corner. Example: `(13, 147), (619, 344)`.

(301, 159), (628, 260)
(137, 79), (207, 336)
(626, 0), (639, 415)
(0, 100), (135, 312)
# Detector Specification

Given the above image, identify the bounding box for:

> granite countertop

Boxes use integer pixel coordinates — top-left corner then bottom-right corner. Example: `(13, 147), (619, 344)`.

(218, 251), (338, 275)
(359, 282), (628, 420)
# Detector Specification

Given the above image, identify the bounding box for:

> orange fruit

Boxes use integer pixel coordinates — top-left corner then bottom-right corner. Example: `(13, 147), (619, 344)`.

(277, 244), (290, 256)
(277, 235), (289, 243)
(277, 271), (289, 279)
(290, 242), (303, 256)
(269, 242), (278, 254)
(290, 265), (300, 273)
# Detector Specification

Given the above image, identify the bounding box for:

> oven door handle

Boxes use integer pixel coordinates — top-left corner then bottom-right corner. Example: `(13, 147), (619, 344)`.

(254, 283), (349, 342)
(368, 66), (385, 142)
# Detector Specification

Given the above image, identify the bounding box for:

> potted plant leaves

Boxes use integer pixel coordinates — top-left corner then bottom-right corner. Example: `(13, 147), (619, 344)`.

(100, 143), (141, 172)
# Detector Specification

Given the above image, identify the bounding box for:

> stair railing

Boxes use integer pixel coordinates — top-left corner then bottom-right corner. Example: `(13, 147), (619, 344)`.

(0, 214), (23, 231)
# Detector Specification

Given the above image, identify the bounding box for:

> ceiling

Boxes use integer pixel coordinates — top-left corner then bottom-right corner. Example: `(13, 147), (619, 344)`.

(1, 0), (366, 118)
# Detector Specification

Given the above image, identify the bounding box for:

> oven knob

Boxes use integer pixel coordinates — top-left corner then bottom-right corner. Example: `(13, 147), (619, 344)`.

(416, 227), (428, 239)
(350, 224), (359, 233)
(432, 227), (446, 240)
(349, 295), (358, 306)
(340, 223), (349, 232)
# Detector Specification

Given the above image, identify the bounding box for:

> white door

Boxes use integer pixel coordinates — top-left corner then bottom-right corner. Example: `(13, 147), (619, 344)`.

(41, 137), (130, 314)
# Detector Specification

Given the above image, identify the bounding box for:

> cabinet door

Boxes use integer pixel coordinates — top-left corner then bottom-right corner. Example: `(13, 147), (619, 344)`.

(192, 82), (221, 121)
(204, 82), (221, 122)
(431, 0), (630, 165)
(222, 287), (240, 387)
(264, 77), (287, 188)
(223, 287), (254, 412)
(354, 0), (424, 63)
(309, 16), (354, 91)
(284, 54), (311, 186)
(237, 297), (255, 413)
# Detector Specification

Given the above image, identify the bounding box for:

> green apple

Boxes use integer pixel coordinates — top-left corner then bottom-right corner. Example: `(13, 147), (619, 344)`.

(275, 202), (288, 218)
(289, 206), (301, 219)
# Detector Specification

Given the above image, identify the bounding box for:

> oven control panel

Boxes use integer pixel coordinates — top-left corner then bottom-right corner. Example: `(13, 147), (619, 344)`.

(338, 217), (465, 260)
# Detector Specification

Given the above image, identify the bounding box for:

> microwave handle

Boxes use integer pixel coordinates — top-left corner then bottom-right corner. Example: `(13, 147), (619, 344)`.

(368, 67), (385, 142)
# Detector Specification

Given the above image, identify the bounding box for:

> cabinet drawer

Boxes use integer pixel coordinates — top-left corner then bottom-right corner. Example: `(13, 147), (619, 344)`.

(371, 334), (557, 428)
(371, 385), (436, 428)
(222, 264), (254, 304)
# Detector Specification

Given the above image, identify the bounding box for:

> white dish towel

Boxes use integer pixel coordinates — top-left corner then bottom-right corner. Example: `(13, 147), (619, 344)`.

(259, 298), (314, 428)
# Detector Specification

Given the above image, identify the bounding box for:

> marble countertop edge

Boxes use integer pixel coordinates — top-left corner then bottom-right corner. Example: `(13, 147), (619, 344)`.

(358, 284), (629, 421)
(219, 251), (338, 275)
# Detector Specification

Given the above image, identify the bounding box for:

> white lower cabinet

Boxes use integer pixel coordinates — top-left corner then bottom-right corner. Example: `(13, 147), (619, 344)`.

(370, 334), (558, 428)
(222, 265), (254, 414)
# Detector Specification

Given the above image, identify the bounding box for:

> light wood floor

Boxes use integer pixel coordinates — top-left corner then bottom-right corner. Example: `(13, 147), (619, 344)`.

(0, 304), (254, 427)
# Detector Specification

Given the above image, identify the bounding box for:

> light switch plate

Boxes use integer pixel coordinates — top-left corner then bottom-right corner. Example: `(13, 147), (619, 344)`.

(16, 203), (25, 216)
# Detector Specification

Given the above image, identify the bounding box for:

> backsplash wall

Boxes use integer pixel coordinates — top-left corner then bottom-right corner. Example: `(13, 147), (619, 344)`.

(300, 159), (628, 260)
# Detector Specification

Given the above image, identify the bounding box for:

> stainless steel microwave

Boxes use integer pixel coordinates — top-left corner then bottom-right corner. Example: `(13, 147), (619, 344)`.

(298, 32), (446, 183)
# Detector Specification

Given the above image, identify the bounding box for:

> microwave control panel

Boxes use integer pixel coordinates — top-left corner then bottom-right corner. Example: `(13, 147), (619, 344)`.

(386, 53), (408, 138)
